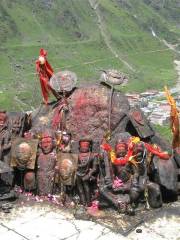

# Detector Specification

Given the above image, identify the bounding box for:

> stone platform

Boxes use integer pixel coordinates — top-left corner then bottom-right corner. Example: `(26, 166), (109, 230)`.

(0, 199), (179, 240)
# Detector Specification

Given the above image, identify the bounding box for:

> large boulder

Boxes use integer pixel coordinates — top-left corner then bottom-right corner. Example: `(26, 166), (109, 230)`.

(31, 84), (156, 147)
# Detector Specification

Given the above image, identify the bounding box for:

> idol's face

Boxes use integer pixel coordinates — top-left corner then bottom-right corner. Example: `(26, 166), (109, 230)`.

(41, 137), (53, 154)
(79, 141), (90, 153)
(115, 144), (127, 158)
(16, 143), (32, 166)
(80, 146), (90, 153)
(59, 159), (73, 181)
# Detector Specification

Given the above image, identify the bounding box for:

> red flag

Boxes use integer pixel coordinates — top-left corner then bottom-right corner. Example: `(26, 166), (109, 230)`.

(36, 48), (54, 104)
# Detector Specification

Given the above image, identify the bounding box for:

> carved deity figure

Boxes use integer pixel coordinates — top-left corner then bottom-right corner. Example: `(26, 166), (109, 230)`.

(56, 131), (72, 153)
(100, 133), (166, 211)
(76, 140), (99, 206)
(113, 141), (129, 177)
(8, 113), (26, 138)
(37, 130), (57, 195)
(15, 142), (33, 169)
(129, 141), (163, 208)
(99, 138), (132, 214)
(11, 139), (38, 191)
(52, 131), (76, 199)
(53, 152), (78, 203)
(0, 111), (11, 165)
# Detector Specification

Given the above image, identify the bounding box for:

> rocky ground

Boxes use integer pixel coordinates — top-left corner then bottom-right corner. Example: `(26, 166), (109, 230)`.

(0, 198), (179, 240)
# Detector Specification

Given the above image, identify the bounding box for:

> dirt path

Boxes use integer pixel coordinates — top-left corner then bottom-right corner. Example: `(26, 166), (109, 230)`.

(162, 39), (180, 92)
(88, 0), (135, 72)
(152, 29), (180, 92)
(174, 60), (180, 92)
(162, 40), (180, 92)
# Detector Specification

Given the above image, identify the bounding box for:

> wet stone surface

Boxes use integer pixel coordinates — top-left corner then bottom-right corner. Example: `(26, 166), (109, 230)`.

(0, 199), (179, 240)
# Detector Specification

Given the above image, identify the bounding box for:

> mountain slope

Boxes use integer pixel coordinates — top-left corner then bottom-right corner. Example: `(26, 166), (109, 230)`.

(0, 0), (179, 111)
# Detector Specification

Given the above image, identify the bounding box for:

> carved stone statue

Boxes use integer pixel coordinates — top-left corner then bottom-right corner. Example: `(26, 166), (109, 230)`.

(53, 152), (78, 203)
(76, 140), (99, 206)
(11, 138), (38, 191)
(99, 138), (132, 214)
(129, 141), (163, 208)
(107, 136), (163, 209)
(102, 136), (163, 210)
(9, 112), (31, 138)
(37, 130), (57, 195)
(0, 111), (11, 165)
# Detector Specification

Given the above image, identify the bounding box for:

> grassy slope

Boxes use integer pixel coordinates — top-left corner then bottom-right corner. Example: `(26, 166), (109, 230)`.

(0, 0), (179, 111)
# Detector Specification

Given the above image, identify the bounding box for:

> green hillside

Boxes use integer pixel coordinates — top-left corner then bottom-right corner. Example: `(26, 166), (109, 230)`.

(0, 0), (179, 111)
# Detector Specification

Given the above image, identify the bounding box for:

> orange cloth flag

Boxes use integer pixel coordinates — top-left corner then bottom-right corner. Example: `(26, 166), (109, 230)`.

(164, 86), (180, 148)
